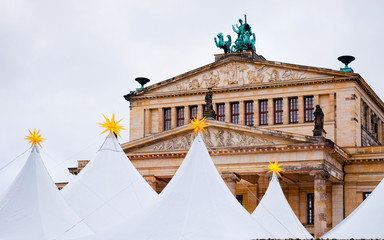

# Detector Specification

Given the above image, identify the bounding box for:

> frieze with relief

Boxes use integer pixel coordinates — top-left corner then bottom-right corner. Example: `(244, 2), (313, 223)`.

(136, 128), (291, 152)
(149, 62), (326, 94)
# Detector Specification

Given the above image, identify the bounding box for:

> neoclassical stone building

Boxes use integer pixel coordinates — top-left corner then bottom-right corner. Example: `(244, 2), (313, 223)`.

(120, 50), (384, 237)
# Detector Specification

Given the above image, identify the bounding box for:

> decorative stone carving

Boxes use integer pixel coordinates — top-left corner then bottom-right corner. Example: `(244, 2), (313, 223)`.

(247, 65), (268, 84)
(141, 127), (278, 152)
(267, 69), (280, 82)
(188, 79), (200, 89)
(203, 70), (220, 88)
(281, 69), (306, 81)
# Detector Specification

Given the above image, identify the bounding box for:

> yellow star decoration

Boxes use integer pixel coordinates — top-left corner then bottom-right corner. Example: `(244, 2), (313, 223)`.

(189, 117), (208, 136)
(25, 129), (45, 148)
(267, 161), (282, 177)
(98, 113), (126, 138)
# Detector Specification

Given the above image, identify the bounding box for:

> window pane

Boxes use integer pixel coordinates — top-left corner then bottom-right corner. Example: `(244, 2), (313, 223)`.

(289, 98), (298, 123)
(217, 104), (225, 121)
(304, 96), (314, 122)
(307, 193), (314, 224)
(177, 107), (184, 127)
(245, 101), (254, 126)
(190, 106), (198, 120)
(164, 108), (171, 130)
(274, 99), (283, 124)
(231, 102), (239, 124)
(259, 100), (268, 125)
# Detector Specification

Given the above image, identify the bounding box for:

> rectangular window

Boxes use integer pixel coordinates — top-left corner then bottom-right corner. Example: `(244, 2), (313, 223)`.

(289, 97), (299, 123)
(307, 193), (314, 225)
(304, 96), (314, 122)
(245, 101), (254, 126)
(259, 100), (268, 125)
(176, 107), (184, 127)
(231, 102), (239, 124)
(164, 108), (171, 130)
(236, 194), (243, 205)
(217, 103), (225, 122)
(274, 99), (283, 124)
(190, 106), (198, 120)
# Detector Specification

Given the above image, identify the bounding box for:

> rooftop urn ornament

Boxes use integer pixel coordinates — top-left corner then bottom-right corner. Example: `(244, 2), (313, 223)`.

(338, 55), (355, 73)
(203, 88), (216, 120)
(25, 129), (45, 148)
(313, 104), (327, 137)
(135, 77), (150, 90)
(98, 113), (126, 138)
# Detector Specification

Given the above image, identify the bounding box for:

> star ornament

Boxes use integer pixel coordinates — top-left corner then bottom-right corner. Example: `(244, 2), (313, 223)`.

(25, 129), (45, 148)
(98, 113), (126, 138)
(267, 161), (282, 177)
(189, 117), (208, 136)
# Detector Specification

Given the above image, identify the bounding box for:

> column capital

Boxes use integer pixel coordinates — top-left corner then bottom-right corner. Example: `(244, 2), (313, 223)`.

(221, 172), (240, 183)
(310, 170), (330, 180)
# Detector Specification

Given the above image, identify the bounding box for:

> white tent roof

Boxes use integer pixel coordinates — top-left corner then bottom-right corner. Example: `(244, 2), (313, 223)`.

(322, 177), (384, 239)
(88, 133), (273, 240)
(61, 133), (157, 233)
(251, 172), (312, 239)
(0, 145), (93, 240)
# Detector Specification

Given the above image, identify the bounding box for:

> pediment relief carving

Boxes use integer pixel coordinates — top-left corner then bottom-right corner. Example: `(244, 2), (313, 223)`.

(150, 62), (328, 94)
(131, 127), (300, 153)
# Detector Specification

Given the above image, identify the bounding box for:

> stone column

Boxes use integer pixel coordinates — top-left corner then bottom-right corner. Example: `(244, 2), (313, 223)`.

(198, 105), (203, 119)
(144, 109), (151, 136)
(283, 97), (289, 124)
(143, 175), (159, 193)
(171, 107), (177, 128)
(158, 108), (164, 132)
(254, 99), (259, 126)
(268, 98), (274, 125)
(288, 185), (300, 216)
(184, 105), (190, 125)
(329, 93), (335, 121)
(298, 96), (304, 123)
(239, 101), (245, 125)
(332, 183), (344, 227)
(225, 102), (230, 123)
(312, 170), (329, 238)
(221, 172), (240, 196)
(314, 94), (320, 107)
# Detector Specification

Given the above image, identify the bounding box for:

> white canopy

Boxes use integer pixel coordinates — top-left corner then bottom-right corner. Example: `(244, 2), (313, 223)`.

(87, 133), (273, 240)
(251, 172), (312, 239)
(322, 177), (384, 239)
(0, 145), (93, 240)
(61, 133), (157, 233)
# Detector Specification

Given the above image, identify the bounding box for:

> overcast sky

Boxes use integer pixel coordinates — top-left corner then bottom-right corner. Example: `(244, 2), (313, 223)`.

(1, 0), (384, 182)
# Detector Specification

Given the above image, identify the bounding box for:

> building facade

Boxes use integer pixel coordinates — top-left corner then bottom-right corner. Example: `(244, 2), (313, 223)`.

(118, 50), (384, 237)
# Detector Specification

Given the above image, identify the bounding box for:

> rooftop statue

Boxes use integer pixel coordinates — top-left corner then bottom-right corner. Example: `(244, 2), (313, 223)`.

(214, 14), (256, 54)
(214, 33), (232, 53)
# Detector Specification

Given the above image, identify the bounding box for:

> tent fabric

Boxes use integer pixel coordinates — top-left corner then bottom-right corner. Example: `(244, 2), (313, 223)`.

(61, 132), (157, 233)
(86, 133), (273, 240)
(252, 172), (312, 239)
(0, 145), (93, 240)
(322, 177), (384, 239)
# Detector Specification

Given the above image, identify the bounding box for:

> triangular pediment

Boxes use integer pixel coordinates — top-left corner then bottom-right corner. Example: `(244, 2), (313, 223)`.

(122, 120), (321, 154)
(125, 56), (355, 98)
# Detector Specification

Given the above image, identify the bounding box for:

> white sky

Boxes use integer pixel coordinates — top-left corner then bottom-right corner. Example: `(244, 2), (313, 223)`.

(1, 0), (384, 181)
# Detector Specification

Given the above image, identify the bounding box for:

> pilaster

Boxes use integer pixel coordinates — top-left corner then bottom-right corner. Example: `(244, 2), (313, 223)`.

(198, 105), (203, 119)
(171, 107), (176, 128)
(312, 170), (329, 238)
(254, 99), (259, 126)
(184, 106), (190, 125)
(239, 101), (245, 125)
(225, 102), (230, 123)
(158, 108), (164, 132)
(144, 109), (151, 136)
(298, 96), (304, 124)
(283, 97), (289, 124)
(268, 98), (273, 125)
(332, 183), (344, 227)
